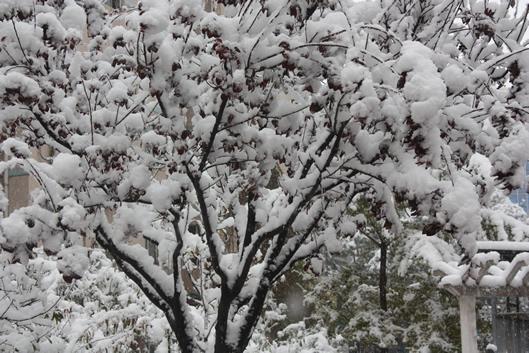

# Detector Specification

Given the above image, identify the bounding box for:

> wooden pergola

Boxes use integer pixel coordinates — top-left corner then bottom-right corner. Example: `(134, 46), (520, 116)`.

(435, 241), (529, 353)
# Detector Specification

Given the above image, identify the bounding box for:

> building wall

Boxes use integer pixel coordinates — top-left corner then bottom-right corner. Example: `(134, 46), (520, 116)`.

(7, 172), (30, 214)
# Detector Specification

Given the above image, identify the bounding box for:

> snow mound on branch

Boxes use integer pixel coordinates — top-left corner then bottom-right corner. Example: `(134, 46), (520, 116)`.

(1, 213), (31, 247)
(0, 72), (41, 99)
(52, 153), (83, 186)
(36, 13), (66, 43)
(441, 177), (481, 254)
(57, 246), (89, 279)
(129, 164), (151, 190)
(107, 81), (129, 105)
(61, 0), (87, 33)
(146, 182), (180, 212)
(139, 2), (169, 35)
(1, 138), (31, 158)
(58, 197), (87, 231)
(141, 131), (166, 146)
(441, 64), (468, 93)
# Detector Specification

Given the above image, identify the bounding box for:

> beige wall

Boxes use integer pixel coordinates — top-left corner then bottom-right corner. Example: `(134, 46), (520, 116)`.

(7, 173), (29, 214)
(1, 146), (53, 215)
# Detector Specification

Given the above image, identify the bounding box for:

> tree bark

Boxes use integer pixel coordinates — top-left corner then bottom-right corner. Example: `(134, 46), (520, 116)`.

(379, 240), (388, 353)
(214, 285), (237, 353)
(379, 240), (388, 312)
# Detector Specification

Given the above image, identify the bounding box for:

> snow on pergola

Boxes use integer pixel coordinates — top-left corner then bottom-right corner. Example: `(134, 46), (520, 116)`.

(434, 241), (529, 353)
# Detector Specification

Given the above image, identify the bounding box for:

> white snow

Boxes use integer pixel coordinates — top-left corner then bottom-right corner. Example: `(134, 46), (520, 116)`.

(61, 0), (87, 33)
(129, 165), (151, 190)
(1, 138), (31, 158)
(477, 241), (529, 252)
(52, 153), (83, 186)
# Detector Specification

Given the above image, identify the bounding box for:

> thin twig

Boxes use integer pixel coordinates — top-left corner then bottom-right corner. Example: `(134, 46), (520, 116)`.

(81, 81), (95, 145)
(11, 19), (31, 67)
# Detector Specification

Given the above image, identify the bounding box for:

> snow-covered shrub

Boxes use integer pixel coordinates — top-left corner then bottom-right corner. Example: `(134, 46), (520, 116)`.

(0, 252), (60, 353)
(55, 249), (172, 353)
(248, 321), (338, 353)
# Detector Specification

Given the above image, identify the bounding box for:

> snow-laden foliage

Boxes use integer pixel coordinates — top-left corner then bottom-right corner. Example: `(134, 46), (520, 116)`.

(0, 251), (60, 353)
(0, 248), (172, 353)
(54, 249), (173, 353)
(248, 322), (337, 353)
(1, 1), (529, 352)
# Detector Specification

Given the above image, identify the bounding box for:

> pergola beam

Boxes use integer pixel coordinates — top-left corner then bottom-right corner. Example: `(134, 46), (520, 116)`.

(475, 259), (496, 283)
(441, 285), (529, 297)
(522, 268), (529, 287)
(505, 260), (529, 285)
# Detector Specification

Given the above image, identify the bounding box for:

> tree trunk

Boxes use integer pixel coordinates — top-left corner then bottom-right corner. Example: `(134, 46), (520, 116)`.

(379, 240), (388, 353)
(214, 286), (237, 353)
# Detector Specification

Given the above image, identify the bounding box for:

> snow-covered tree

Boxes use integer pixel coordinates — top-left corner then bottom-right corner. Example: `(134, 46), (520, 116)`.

(2, 1), (529, 352)
(306, 229), (461, 353)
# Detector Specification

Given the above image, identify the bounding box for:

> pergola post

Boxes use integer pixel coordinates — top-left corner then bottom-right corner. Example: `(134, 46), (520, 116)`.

(459, 294), (479, 353)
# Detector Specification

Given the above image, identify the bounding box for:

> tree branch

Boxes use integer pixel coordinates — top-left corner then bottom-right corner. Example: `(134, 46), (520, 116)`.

(184, 164), (227, 283)
(199, 96), (229, 171)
